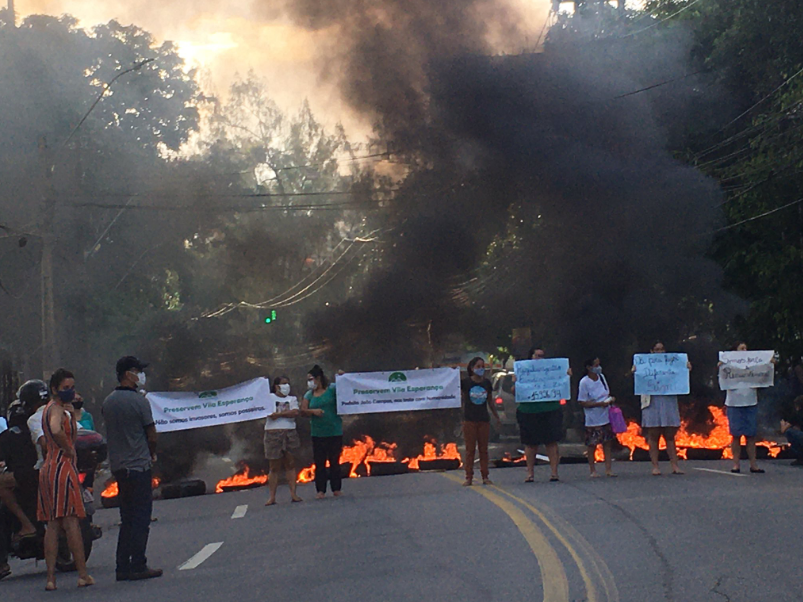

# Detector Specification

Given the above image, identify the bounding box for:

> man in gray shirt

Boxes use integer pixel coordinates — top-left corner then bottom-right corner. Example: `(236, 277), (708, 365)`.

(102, 356), (162, 581)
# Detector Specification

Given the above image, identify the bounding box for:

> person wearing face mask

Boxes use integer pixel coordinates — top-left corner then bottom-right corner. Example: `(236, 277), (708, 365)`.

(461, 357), (501, 486)
(578, 358), (616, 478)
(102, 356), (162, 582)
(264, 376), (303, 506)
(72, 397), (95, 432)
(38, 368), (94, 590)
(301, 365), (343, 499)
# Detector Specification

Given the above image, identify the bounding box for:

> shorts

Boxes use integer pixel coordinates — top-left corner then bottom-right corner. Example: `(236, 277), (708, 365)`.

(263, 429), (301, 460)
(517, 409), (563, 446)
(727, 405), (758, 438)
(585, 424), (615, 447)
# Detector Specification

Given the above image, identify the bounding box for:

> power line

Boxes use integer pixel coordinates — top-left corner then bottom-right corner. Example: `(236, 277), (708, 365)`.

(621, 0), (706, 38)
(715, 197), (803, 233)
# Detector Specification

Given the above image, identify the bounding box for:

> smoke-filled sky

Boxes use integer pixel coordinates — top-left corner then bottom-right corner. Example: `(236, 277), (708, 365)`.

(17, 0), (554, 140)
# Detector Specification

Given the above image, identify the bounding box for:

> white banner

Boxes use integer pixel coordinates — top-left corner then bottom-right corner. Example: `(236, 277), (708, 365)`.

(336, 368), (461, 415)
(718, 351), (775, 390)
(148, 378), (271, 433)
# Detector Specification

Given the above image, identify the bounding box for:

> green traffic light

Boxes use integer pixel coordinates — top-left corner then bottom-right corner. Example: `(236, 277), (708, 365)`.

(264, 310), (277, 324)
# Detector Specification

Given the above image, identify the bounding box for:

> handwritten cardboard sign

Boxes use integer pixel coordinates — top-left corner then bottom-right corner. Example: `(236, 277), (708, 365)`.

(633, 353), (690, 396)
(718, 351), (774, 390)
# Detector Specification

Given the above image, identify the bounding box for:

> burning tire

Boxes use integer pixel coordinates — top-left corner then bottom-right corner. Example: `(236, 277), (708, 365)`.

(161, 479), (207, 499)
(418, 459), (461, 471)
(367, 462), (409, 476)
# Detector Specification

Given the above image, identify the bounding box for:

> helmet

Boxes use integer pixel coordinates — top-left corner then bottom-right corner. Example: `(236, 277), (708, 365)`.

(6, 401), (29, 427)
(17, 379), (49, 411)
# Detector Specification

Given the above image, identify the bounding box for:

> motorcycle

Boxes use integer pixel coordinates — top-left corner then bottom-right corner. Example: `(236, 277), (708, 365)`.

(1, 428), (106, 573)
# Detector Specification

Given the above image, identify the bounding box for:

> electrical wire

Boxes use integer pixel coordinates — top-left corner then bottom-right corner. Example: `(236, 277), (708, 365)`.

(714, 197), (803, 233)
(620, 0), (706, 38)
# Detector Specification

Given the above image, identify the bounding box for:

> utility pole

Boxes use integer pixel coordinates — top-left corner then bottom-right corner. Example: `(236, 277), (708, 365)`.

(38, 137), (58, 378)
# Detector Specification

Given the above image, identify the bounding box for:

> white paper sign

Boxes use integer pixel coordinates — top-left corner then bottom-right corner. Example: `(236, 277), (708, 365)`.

(718, 350), (775, 390)
(336, 368), (461, 415)
(148, 377), (271, 432)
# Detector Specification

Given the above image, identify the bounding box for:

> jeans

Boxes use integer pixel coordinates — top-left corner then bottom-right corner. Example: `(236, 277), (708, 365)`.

(463, 421), (490, 480)
(786, 428), (803, 459)
(114, 468), (153, 574)
(312, 436), (343, 494)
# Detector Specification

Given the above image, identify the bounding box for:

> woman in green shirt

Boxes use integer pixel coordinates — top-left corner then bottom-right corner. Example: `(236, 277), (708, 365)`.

(301, 365), (343, 499)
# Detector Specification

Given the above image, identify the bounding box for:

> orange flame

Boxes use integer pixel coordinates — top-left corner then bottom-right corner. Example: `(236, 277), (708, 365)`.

(612, 406), (785, 460)
(404, 439), (461, 470)
(102, 476), (161, 498)
(215, 465), (269, 493)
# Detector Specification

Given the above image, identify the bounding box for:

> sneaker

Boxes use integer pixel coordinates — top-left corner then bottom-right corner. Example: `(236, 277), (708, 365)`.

(128, 567), (163, 581)
(116, 572), (130, 582)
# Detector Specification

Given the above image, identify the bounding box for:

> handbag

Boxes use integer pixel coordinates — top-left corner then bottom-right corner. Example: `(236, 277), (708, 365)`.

(608, 405), (627, 434)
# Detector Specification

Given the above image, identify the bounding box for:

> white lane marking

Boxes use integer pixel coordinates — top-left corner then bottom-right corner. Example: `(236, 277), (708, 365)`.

(693, 467), (748, 478)
(179, 542), (223, 570)
(231, 504), (248, 519)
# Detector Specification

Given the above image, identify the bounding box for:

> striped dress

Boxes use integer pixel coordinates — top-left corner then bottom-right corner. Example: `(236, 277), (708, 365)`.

(37, 401), (86, 521)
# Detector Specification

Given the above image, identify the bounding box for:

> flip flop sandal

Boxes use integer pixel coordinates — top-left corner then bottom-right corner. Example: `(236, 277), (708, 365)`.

(524, 477), (535, 483)
(549, 477), (560, 482)
(730, 468), (741, 473)
(750, 468), (765, 474)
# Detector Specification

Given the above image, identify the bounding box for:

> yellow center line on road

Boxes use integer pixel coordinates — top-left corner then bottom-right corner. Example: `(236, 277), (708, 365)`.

(492, 486), (620, 602)
(443, 474), (570, 602)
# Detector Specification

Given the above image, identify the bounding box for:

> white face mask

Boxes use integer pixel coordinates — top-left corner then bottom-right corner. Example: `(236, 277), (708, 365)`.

(277, 384), (291, 396)
(307, 379), (316, 391)
(136, 372), (147, 387)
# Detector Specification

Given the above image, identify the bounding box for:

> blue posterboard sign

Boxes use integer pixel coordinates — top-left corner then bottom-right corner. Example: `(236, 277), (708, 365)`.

(633, 353), (690, 396)
(514, 359), (571, 403)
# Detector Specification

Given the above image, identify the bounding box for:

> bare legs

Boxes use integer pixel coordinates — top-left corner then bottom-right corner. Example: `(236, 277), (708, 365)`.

(731, 435), (759, 471)
(646, 427), (683, 475)
(44, 517), (92, 590)
(587, 442), (615, 477)
(0, 474), (36, 536)
(524, 445), (536, 480)
(266, 453), (302, 505)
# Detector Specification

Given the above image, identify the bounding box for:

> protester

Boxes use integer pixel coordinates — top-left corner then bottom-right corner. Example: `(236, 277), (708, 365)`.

(38, 368), (94, 590)
(301, 365), (343, 499)
(102, 356), (162, 581)
(632, 341), (690, 476)
(514, 347), (567, 483)
(74, 400), (95, 431)
(264, 376), (303, 506)
(719, 342), (765, 474)
(578, 357), (616, 478)
(461, 357), (501, 486)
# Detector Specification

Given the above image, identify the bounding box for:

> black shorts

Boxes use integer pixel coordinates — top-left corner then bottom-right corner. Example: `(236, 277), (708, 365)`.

(517, 409), (563, 446)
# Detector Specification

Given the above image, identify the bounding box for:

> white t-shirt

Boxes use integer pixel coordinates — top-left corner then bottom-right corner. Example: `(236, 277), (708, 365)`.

(725, 388), (758, 408)
(264, 394), (299, 431)
(27, 405), (46, 469)
(578, 375), (611, 427)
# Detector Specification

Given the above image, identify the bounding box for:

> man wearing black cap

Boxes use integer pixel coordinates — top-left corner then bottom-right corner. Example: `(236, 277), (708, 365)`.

(102, 356), (162, 581)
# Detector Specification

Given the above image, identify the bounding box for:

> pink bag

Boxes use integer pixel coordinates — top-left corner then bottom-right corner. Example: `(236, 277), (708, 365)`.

(608, 405), (627, 434)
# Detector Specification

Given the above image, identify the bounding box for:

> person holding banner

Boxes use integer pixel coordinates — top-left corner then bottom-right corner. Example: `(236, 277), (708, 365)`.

(578, 358), (616, 478)
(301, 365), (343, 499)
(514, 347), (567, 483)
(461, 357), (500, 486)
(264, 376), (303, 506)
(631, 341), (691, 476)
(719, 342), (770, 474)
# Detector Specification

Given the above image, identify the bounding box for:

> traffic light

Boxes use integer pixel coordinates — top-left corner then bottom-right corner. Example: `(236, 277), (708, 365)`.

(264, 310), (277, 324)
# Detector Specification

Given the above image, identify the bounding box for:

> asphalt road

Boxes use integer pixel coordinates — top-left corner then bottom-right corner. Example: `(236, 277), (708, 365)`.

(3, 459), (802, 602)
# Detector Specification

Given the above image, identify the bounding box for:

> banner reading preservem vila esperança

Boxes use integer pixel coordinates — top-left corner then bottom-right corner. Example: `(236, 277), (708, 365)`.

(336, 368), (461, 415)
(148, 377), (271, 433)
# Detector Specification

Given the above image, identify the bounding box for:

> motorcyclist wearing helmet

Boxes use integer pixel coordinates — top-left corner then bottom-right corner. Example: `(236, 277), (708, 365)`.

(0, 401), (40, 557)
(20, 380), (50, 469)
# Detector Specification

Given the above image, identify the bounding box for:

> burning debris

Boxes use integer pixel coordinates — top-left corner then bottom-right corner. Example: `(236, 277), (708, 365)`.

(101, 477), (161, 508)
(213, 437), (462, 493)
